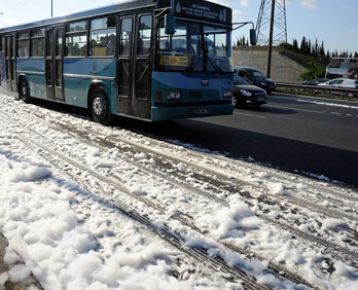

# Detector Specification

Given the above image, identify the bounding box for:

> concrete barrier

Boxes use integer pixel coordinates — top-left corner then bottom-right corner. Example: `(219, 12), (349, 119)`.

(276, 83), (358, 100)
(233, 48), (306, 83)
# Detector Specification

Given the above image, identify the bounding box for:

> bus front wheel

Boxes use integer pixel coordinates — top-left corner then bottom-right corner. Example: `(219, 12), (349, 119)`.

(18, 78), (31, 103)
(90, 87), (112, 125)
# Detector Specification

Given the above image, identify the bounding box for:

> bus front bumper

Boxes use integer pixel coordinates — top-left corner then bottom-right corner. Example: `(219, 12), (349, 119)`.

(151, 102), (234, 121)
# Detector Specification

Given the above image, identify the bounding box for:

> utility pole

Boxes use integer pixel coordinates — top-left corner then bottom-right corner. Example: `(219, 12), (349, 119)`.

(267, 0), (275, 78)
(51, 0), (54, 17)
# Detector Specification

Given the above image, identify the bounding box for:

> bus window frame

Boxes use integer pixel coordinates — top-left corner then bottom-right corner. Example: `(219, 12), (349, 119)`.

(137, 14), (153, 57)
(118, 15), (134, 58)
(16, 31), (30, 58)
(55, 27), (65, 58)
(65, 20), (89, 58)
(30, 28), (45, 58)
(135, 12), (153, 103)
(88, 15), (117, 58)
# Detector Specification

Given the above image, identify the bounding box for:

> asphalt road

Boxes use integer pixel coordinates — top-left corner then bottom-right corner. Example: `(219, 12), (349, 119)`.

(3, 88), (357, 187)
(142, 94), (358, 187)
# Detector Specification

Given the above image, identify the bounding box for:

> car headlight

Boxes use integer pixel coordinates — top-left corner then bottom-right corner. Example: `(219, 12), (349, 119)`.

(240, 89), (252, 97)
(166, 90), (181, 100)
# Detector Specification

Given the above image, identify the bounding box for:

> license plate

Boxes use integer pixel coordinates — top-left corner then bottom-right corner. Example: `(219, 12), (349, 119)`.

(192, 108), (210, 115)
(257, 97), (265, 101)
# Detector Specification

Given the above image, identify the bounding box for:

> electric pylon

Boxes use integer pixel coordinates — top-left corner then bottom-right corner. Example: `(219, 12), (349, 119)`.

(256, 0), (287, 45)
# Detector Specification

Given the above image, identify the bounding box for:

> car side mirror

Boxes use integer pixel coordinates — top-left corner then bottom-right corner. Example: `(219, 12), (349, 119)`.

(165, 13), (176, 35)
(250, 29), (257, 46)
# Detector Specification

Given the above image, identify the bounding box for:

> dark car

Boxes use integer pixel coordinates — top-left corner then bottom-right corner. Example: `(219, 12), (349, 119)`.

(232, 76), (267, 108)
(234, 67), (276, 94)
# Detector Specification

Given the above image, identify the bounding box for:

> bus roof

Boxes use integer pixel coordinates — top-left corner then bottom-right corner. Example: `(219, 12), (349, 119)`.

(0, 0), (232, 34)
(0, 0), (155, 33)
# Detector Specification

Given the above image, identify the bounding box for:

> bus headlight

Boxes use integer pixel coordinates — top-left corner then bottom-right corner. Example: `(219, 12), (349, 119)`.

(166, 91), (181, 100)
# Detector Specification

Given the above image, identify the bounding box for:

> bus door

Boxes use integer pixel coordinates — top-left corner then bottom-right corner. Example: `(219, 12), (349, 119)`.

(5, 35), (16, 91)
(46, 27), (64, 101)
(117, 13), (152, 119)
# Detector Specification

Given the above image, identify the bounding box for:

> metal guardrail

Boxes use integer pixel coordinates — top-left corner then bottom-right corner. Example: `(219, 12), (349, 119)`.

(276, 83), (358, 99)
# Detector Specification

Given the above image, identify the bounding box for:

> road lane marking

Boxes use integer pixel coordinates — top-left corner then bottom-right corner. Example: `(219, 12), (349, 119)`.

(233, 110), (267, 119)
(268, 104), (325, 114)
(296, 98), (358, 110)
(271, 104), (357, 118)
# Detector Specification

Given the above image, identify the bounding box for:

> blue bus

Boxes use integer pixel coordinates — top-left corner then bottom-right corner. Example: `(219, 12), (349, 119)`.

(0, 0), (234, 124)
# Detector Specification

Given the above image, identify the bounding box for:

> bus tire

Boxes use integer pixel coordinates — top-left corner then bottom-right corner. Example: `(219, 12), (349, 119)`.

(89, 87), (112, 125)
(18, 77), (31, 103)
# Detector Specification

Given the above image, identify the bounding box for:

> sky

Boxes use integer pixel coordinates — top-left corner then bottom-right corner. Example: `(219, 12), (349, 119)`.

(0, 0), (357, 53)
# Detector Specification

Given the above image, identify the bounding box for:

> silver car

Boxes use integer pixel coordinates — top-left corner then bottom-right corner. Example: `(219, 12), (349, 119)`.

(318, 78), (358, 89)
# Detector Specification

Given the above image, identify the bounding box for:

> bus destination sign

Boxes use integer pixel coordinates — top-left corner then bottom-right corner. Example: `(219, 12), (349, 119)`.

(174, 0), (232, 25)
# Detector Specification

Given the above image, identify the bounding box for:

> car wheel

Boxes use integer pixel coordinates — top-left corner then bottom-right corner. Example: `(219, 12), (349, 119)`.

(18, 77), (31, 103)
(90, 87), (112, 125)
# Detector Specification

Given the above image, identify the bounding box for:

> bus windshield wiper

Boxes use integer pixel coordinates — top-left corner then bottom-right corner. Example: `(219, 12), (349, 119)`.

(207, 55), (224, 74)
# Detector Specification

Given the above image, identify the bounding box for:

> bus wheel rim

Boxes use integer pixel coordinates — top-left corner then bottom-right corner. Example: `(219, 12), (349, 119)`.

(93, 96), (106, 116)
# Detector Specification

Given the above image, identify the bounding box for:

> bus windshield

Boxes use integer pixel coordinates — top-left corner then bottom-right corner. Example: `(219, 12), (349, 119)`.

(156, 20), (232, 73)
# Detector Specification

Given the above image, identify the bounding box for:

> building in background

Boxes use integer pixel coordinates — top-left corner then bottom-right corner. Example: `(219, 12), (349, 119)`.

(325, 58), (358, 79)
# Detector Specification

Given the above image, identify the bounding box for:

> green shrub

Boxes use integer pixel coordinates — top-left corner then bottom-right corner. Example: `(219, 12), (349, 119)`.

(300, 63), (326, 80)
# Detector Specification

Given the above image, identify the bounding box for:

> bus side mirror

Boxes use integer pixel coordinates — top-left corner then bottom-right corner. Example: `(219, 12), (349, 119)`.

(165, 13), (176, 35)
(250, 29), (257, 46)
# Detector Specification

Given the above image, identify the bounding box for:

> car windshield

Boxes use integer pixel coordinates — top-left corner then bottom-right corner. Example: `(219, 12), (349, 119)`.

(155, 20), (232, 73)
(233, 76), (248, 85)
(250, 70), (265, 78)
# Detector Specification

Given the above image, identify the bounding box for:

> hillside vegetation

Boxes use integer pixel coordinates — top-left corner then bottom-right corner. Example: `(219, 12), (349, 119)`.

(235, 36), (358, 80)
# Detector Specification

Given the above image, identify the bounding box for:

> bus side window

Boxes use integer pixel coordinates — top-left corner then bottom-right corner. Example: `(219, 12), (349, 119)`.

(31, 28), (45, 57)
(89, 16), (116, 57)
(17, 32), (30, 58)
(119, 18), (132, 56)
(65, 21), (88, 57)
(137, 15), (152, 55)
